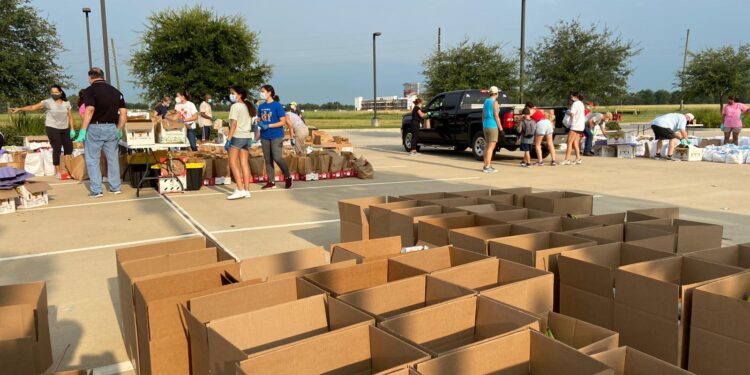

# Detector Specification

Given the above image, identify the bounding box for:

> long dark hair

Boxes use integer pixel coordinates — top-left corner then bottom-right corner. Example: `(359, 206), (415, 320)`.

(230, 85), (257, 117)
(176, 91), (192, 102)
(261, 84), (280, 102)
(51, 85), (68, 101)
(524, 101), (535, 109)
(77, 89), (85, 107)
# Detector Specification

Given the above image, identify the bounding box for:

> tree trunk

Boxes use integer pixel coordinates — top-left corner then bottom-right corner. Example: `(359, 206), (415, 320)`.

(719, 94), (724, 113)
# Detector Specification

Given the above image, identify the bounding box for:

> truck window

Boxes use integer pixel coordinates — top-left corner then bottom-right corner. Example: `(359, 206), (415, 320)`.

(427, 95), (445, 112)
(460, 91), (491, 109)
(442, 92), (461, 111)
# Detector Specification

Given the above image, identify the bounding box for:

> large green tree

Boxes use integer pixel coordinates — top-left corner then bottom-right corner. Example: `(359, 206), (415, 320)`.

(422, 39), (518, 99)
(130, 6), (271, 104)
(678, 44), (750, 111)
(526, 20), (639, 105)
(0, 0), (69, 105)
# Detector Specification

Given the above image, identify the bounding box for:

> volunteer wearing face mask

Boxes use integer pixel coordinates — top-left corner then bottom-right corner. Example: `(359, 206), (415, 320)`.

(11, 85), (75, 178)
(286, 106), (308, 155)
(199, 94), (214, 143)
(257, 85), (292, 189)
(225, 86), (257, 200)
(175, 91), (199, 151)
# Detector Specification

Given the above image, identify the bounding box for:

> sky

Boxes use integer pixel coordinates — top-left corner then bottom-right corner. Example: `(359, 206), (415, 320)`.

(33, 0), (750, 105)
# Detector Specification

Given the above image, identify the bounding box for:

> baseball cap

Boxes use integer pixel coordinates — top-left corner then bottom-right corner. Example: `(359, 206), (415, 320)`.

(291, 101), (298, 106)
(489, 86), (499, 94)
(685, 113), (695, 121)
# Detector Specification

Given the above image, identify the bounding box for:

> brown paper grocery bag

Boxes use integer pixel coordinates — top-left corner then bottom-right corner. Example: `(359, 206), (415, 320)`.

(213, 157), (231, 178)
(249, 156), (265, 177)
(327, 151), (344, 173)
(317, 153), (331, 173)
(283, 155), (298, 174)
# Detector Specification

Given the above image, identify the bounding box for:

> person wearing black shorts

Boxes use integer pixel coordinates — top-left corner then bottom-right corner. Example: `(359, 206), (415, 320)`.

(650, 112), (693, 160)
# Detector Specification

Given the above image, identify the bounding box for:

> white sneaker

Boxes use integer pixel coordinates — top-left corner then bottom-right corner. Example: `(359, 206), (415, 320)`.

(575, 159), (583, 165)
(227, 189), (248, 200)
(560, 160), (571, 165)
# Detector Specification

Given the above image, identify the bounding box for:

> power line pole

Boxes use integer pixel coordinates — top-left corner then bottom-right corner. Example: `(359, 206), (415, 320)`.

(100, 0), (111, 83)
(437, 27), (441, 53)
(111, 38), (121, 90)
(519, 0), (526, 103)
(680, 28), (690, 111)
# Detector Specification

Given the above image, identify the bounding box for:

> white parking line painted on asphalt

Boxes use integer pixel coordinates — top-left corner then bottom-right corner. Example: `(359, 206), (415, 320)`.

(0, 234), (199, 262)
(210, 219), (340, 235)
(49, 181), (83, 186)
(92, 361), (134, 375)
(24, 196), (162, 211)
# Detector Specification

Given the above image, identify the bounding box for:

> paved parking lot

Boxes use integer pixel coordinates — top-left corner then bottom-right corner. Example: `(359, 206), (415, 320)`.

(2, 128), (749, 373)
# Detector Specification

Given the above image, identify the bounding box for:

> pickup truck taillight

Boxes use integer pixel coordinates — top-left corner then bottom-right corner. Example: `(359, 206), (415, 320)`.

(502, 112), (515, 130)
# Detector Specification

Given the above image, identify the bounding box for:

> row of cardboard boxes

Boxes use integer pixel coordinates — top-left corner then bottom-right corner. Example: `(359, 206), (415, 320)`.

(0, 181), (52, 214)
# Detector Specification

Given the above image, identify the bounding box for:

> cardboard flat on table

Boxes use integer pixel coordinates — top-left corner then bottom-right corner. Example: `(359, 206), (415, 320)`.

(303, 259), (426, 296)
(235, 325), (430, 375)
(448, 224), (539, 255)
(337, 275), (475, 322)
(400, 192), (462, 201)
(541, 311), (619, 355)
(579, 212), (628, 226)
(389, 206), (467, 247)
(239, 246), (329, 280)
(454, 203), (519, 215)
(390, 246), (493, 274)
(686, 243), (750, 269)
(478, 208), (559, 223)
(431, 258), (554, 315)
(513, 216), (603, 234)
(0, 281), (52, 375)
(330, 236), (404, 263)
(614, 256), (742, 367)
(205, 293), (374, 375)
(688, 271), (750, 375)
(379, 295), (540, 357)
(415, 329), (614, 375)
(417, 215), (502, 246)
(592, 346), (695, 375)
(523, 191), (594, 216)
(627, 219), (723, 254)
(558, 243), (675, 329)
(369, 200), (435, 239)
(626, 207), (680, 222)
(338, 196), (406, 242)
(183, 277), (327, 375)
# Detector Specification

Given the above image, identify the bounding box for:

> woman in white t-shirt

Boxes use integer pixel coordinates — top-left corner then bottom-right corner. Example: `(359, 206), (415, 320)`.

(225, 86), (258, 200)
(175, 91), (199, 151)
(562, 92), (586, 165)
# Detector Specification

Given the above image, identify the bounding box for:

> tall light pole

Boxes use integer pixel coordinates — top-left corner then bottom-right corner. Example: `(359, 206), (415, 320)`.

(372, 32), (381, 128)
(680, 29), (691, 111)
(82, 7), (93, 69)
(519, 0), (526, 103)
(100, 0), (111, 83)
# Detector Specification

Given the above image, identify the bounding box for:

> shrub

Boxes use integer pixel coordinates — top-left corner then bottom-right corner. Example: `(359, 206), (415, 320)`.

(0, 113), (47, 145)
(691, 109), (723, 128)
(606, 121), (621, 131)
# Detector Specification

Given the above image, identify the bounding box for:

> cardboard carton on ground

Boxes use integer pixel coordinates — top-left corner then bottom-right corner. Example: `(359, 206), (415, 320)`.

(430, 258), (554, 315)
(558, 243), (676, 329)
(414, 329), (615, 375)
(0, 189), (18, 215)
(686, 243), (750, 269)
(540, 311), (619, 355)
(182, 277), (327, 375)
(448, 224), (540, 255)
(379, 295), (540, 357)
(447, 189), (517, 205)
(627, 219), (723, 254)
(614, 256), (743, 367)
(338, 196), (406, 242)
(389, 206), (467, 246)
(592, 346), (695, 375)
(417, 215), (503, 246)
(115, 236), (231, 264)
(303, 259), (426, 296)
(16, 181), (51, 209)
(400, 192), (462, 201)
(0, 281), (52, 375)
(512, 216), (603, 234)
(384, 368), (420, 375)
(418, 197), (483, 209)
(205, 293), (374, 375)
(239, 247), (331, 280)
(485, 187), (533, 206)
(330, 236), (404, 263)
(574, 223), (677, 252)
(369, 200), (436, 239)
(627, 207), (680, 222)
(338, 275), (475, 322)
(579, 212), (627, 226)
(389, 246), (493, 274)
(454, 203), (519, 215)
(523, 191), (594, 216)
(478, 207), (559, 223)
(46, 370), (93, 375)
(235, 325), (430, 375)
(688, 270), (750, 375)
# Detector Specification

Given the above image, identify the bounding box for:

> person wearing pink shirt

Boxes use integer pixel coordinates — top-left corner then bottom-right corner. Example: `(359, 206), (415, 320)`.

(722, 95), (749, 145)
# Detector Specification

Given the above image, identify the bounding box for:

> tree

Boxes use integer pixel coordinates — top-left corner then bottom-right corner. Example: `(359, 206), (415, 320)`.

(526, 20), (639, 105)
(0, 0), (69, 105)
(653, 90), (671, 105)
(678, 44), (750, 111)
(422, 39), (518, 99)
(130, 6), (271, 104)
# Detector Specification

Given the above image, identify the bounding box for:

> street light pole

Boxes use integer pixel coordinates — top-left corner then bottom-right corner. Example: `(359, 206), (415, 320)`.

(372, 32), (381, 128)
(82, 7), (93, 69)
(519, 0), (526, 103)
(100, 0), (111, 83)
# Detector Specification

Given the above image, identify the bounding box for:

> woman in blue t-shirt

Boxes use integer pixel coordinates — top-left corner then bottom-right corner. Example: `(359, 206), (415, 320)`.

(257, 84), (292, 189)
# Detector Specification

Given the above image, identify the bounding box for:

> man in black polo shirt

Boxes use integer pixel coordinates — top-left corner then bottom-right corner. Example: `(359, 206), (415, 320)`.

(75, 67), (127, 197)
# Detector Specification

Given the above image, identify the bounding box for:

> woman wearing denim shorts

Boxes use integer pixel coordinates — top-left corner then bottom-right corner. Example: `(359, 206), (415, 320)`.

(226, 86), (258, 200)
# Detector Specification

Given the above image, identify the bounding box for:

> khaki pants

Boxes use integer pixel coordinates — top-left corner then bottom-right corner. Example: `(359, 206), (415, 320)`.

(294, 126), (309, 155)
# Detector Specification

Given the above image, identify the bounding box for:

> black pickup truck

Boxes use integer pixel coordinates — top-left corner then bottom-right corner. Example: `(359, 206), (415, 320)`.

(402, 89), (568, 160)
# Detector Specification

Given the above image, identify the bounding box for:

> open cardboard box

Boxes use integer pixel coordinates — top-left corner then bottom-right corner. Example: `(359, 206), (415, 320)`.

(454, 203), (519, 215)
(512, 216), (603, 234)
(688, 270), (750, 375)
(205, 293), (374, 375)
(414, 329), (615, 375)
(523, 191), (594, 216)
(0, 281), (52, 375)
(558, 243), (675, 329)
(614, 256), (742, 367)
(626, 219), (723, 254)
(448, 224), (539, 255)
(369, 200), (437, 239)
(452, 187), (532, 206)
(303, 259), (426, 296)
(338, 196), (406, 242)
(235, 325), (430, 375)
(417, 215), (502, 246)
(389, 246), (493, 274)
(379, 295), (540, 357)
(627, 207), (680, 222)
(540, 311), (619, 355)
(400, 192), (462, 201)
(430, 258), (554, 315)
(478, 208), (559, 223)
(330, 236), (404, 263)
(389, 206), (467, 246)
(238, 246), (330, 280)
(592, 346), (694, 375)
(579, 212), (627, 226)
(686, 243), (750, 269)
(181, 277), (327, 375)
(573, 224), (677, 252)
(337, 275), (475, 322)
(418, 197), (485, 209)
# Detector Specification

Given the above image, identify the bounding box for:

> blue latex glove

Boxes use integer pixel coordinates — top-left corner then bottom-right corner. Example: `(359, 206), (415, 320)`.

(224, 140), (231, 151)
(117, 129), (122, 140)
(69, 129), (76, 138)
(720, 123), (724, 132)
(680, 139), (687, 146)
(260, 124), (270, 131)
(75, 129), (87, 142)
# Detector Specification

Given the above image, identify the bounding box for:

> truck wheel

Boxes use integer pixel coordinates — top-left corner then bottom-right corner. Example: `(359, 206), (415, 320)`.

(471, 132), (490, 161)
(529, 147), (550, 160)
(402, 130), (420, 152)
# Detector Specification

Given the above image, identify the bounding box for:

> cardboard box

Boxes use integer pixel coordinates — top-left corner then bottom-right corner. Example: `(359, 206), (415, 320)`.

(417, 215), (502, 246)
(0, 281), (52, 375)
(523, 191), (594, 216)
(337, 274), (475, 322)
(330, 236), (404, 263)
(235, 325), (430, 375)
(303, 259), (426, 296)
(614, 256), (742, 367)
(414, 329), (615, 375)
(674, 145), (703, 162)
(369, 200), (435, 239)
(448, 224), (540, 255)
(379, 295), (540, 357)
(418, 197), (485, 209)
(430, 258), (554, 315)
(400, 192), (462, 200)
(574, 223), (677, 252)
(559, 242), (676, 329)
(205, 293), (374, 375)
(389, 206), (467, 247)
(686, 243), (750, 269)
(338, 196), (406, 242)
(592, 346), (695, 375)
(239, 246), (330, 280)
(688, 271), (750, 375)
(0, 189), (18, 215)
(16, 181), (51, 209)
(123, 120), (156, 146)
(617, 145), (637, 159)
(487, 187), (533, 206)
(46, 370), (93, 375)
(541, 311), (619, 355)
(448, 189), (516, 206)
(627, 219), (723, 254)
(512, 216), (603, 234)
(182, 277), (327, 375)
(23, 135), (50, 150)
(595, 145), (617, 157)
(389, 246), (493, 274)
(627, 207), (679, 222)
(698, 139), (722, 148)
(454, 203), (519, 215)
(579, 212), (627, 226)
(477, 207), (559, 223)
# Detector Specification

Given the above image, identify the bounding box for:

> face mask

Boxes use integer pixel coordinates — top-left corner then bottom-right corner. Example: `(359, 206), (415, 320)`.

(229, 94), (237, 103)
(259, 91), (267, 100)
(207, 99), (213, 104)
(175, 97), (182, 104)
(51, 94), (62, 100)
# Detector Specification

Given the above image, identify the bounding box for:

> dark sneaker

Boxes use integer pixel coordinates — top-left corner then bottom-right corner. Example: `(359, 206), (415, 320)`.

(653, 154), (662, 160)
(89, 192), (103, 198)
(285, 177), (293, 189)
(664, 155), (673, 161)
(261, 182), (276, 190)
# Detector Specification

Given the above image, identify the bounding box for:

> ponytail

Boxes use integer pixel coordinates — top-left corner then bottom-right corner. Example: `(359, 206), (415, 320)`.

(261, 84), (277, 102)
(230, 85), (257, 117)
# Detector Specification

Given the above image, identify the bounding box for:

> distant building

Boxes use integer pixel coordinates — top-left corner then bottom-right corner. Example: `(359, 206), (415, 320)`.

(355, 82), (422, 111)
